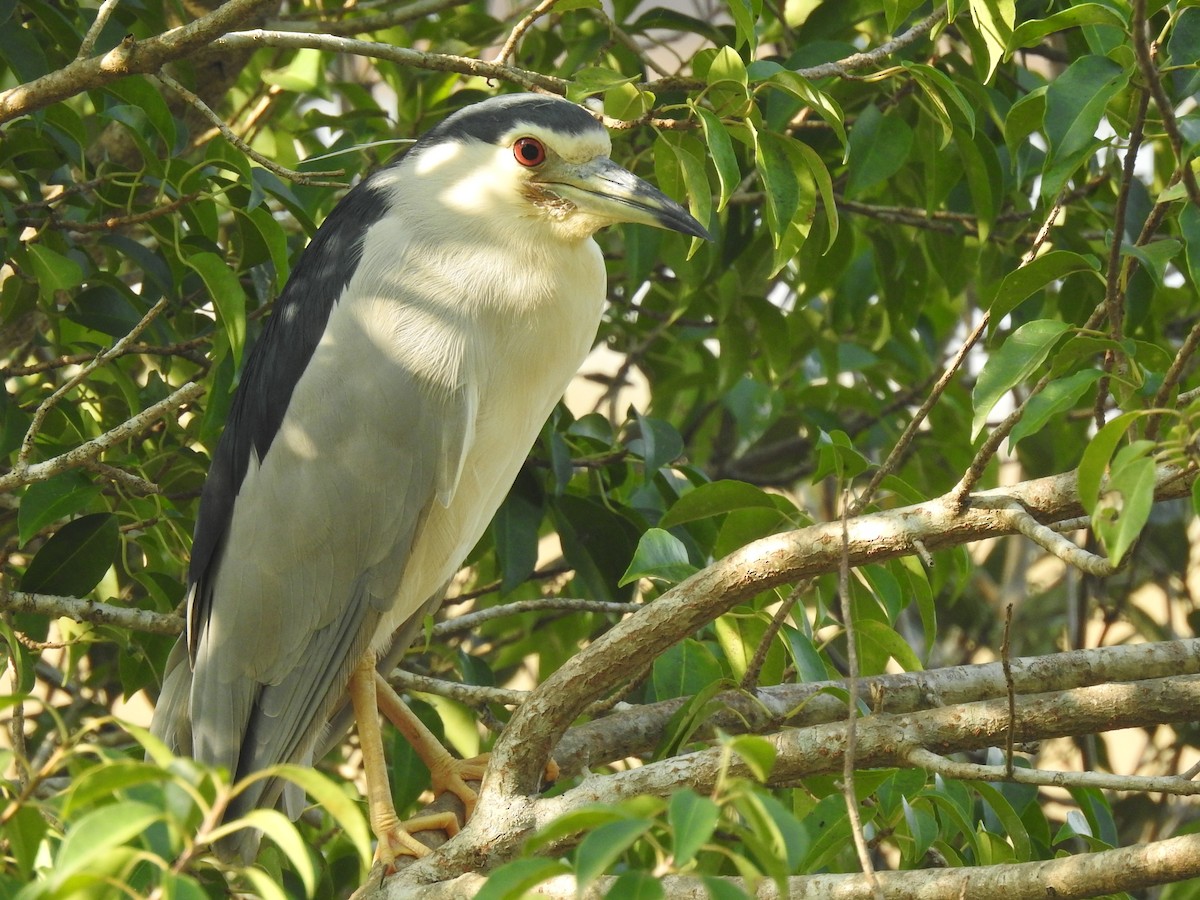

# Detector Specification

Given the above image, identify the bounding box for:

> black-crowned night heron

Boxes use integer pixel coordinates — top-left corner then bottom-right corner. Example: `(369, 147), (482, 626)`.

(151, 92), (710, 864)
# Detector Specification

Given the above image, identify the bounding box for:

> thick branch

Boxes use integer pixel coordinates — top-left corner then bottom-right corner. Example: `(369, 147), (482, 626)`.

(406, 831), (1200, 899)
(485, 466), (1192, 806)
(552, 638), (1200, 775)
(387, 674), (1200, 893)
(0, 591), (182, 637)
(0, 0), (278, 124)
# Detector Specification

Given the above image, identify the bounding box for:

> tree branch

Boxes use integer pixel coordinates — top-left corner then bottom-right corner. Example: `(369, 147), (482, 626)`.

(0, 0), (280, 124)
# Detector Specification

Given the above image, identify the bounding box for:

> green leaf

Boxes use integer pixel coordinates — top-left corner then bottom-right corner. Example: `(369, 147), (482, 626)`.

(1011, 4), (1127, 51)
(1124, 238), (1182, 286)
(971, 319), (1071, 440)
(1004, 87), (1046, 158)
(605, 871), (665, 899)
(967, 0), (1014, 80)
(762, 68), (847, 148)
(726, 0), (758, 51)
(18, 470), (101, 546)
(1181, 203), (1200, 290)
(476, 859), (572, 900)
(620, 528), (697, 586)
(527, 805), (635, 853)
(7, 804), (46, 881)
(217, 808), (316, 897)
(20, 513), (119, 597)
(50, 800), (162, 885)
(262, 47), (323, 91)
(754, 129), (799, 243)
(669, 790), (721, 867)
(856, 619), (924, 673)
(1043, 55), (1129, 172)
(988, 251), (1102, 325)
(26, 243), (83, 299)
(62, 759), (171, 819)
(1007, 369), (1103, 451)
(1093, 441), (1156, 566)
(665, 136), (712, 256)
(652, 638), (724, 700)
(725, 733), (776, 781)
(1166, 6), (1200, 68)
(570, 67), (638, 100)
(605, 82), (655, 120)
(1078, 411), (1143, 515)
(659, 480), (777, 528)
(845, 105), (913, 198)
(575, 818), (653, 887)
(792, 137), (838, 251)
(492, 486), (542, 594)
(186, 250), (247, 366)
(266, 764), (373, 867)
(973, 781), (1031, 860)
(695, 108), (740, 212)
(634, 413), (684, 478)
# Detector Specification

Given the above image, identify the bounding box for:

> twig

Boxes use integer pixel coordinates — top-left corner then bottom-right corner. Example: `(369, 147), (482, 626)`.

(433, 598), (641, 639)
(1094, 88), (1150, 429)
(1132, 0), (1200, 207)
(267, 0), (464, 36)
(77, 0), (122, 60)
(780, 6), (948, 81)
(0, 0), (280, 125)
(213, 30), (565, 95)
(838, 492), (881, 899)
(740, 582), (807, 690)
(969, 496), (1116, 576)
(0, 380), (206, 492)
(18, 297), (171, 470)
(495, 0), (564, 67)
(0, 589), (184, 636)
(155, 71), (346, 187)
(390, 670), (528, 708)
(1001, 603), (1016, 777)
(909, 747), (1200, 796)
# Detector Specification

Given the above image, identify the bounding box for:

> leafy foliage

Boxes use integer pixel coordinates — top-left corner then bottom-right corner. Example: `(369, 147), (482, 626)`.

(2, 0), (1200, 896)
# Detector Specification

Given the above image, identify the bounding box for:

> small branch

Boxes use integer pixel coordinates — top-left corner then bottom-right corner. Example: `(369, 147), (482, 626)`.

(155, 71), (345, 187)
(740, 582), (806, 690)
(838, 494), (880, 899)
(494, 0), (564, 67)
(267, 0), (464, 36)
(909, 747), (1200, 797)
(77, 0), (122, 60)
(552, 638), (1200, 776)
(18, 297), (171, 470)
(0, 380), (206, 492)
(0, 0), (280, 125)
(212, 30), (565, 95)
(783, 6), (948, 81)
(390, 670), (529, 708)
(432, 598), (641, 639)
(0, 590), (183, 636)
(1133, 0), (1200, 207)
(970, 496), (1116, 576)
(396, 834), (1200, 900)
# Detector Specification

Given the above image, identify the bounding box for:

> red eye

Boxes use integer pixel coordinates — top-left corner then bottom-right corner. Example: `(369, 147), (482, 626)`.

(513, 137), (546, 167)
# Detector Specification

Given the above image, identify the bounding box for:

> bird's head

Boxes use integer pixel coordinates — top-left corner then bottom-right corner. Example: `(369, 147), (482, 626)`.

(402, 93), (712, 244)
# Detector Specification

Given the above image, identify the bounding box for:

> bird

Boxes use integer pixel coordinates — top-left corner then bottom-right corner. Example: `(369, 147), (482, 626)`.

(150, 91), (710, 865)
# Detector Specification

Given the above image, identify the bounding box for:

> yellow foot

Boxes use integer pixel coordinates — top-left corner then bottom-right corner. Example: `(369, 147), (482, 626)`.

(373, 810), (462, 869)
(428, 753), (488, 818)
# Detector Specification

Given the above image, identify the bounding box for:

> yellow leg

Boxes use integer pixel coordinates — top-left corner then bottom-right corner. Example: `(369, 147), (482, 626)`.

(349, 655), (459, 865)
(373, 672), (487, 818)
